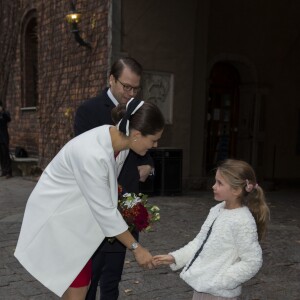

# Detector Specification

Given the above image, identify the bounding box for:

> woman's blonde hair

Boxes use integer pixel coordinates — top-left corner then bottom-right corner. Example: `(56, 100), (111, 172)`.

(217, 159), (270, 240)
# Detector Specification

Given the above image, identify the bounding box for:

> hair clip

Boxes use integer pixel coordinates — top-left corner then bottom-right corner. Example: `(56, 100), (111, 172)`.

(245, 179), (258, 192)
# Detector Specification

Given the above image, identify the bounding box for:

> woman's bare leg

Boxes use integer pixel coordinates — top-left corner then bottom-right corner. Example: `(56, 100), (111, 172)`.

(61, 286), (89, 300)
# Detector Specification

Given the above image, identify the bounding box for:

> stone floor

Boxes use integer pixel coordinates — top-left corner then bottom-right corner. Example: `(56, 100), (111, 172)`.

(0, 176), (299, 299)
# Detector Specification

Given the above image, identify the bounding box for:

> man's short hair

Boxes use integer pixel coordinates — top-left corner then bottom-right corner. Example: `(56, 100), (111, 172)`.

(110, 57), (143, 80)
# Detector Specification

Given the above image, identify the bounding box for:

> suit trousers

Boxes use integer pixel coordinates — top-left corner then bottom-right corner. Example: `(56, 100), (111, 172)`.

(85, 244), (126, 300)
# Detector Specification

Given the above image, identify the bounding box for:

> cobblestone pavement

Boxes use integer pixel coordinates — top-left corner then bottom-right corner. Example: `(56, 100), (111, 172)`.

(0, 176), (299, 300)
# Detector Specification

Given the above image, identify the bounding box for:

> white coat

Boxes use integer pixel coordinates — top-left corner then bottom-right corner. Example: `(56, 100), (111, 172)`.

(14, 125), (129, 297)
(169, 202), (262, 298)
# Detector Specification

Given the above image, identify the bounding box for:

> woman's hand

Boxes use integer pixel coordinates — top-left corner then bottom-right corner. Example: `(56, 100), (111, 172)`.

(152, 254), (175, 266)
(133, 245), (154, 269)
(115, 230), (154, 269)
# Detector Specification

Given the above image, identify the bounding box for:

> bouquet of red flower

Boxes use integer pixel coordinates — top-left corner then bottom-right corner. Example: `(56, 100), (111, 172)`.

(108, 186), (160, 243)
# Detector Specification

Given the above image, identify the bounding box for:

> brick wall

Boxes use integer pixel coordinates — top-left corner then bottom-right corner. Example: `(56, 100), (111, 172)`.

(2, 0), (110, 168)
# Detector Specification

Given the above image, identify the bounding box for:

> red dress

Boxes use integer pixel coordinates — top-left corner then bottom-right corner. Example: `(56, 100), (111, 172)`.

(70, 259), (92, 287)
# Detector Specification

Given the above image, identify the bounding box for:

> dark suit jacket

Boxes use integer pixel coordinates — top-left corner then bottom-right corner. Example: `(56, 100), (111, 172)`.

(74, 89), (152, 251)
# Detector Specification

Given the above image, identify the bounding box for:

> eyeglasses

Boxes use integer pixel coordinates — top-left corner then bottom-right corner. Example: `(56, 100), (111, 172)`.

(117, 79), (141, 93)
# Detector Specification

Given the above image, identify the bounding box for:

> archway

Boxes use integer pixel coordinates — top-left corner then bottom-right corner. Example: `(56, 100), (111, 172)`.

(204, 57), (263, 177)
(205, 62), (240, 172)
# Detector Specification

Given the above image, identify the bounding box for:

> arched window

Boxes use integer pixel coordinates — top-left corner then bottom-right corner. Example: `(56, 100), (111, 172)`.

(21, 10), (38, 108)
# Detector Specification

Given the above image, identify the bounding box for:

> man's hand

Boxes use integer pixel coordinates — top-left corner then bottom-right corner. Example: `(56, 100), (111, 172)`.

(138, 165), (153, 182)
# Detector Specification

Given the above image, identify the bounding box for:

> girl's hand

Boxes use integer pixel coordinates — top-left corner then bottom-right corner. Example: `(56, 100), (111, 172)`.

(152, 254), (175, 266)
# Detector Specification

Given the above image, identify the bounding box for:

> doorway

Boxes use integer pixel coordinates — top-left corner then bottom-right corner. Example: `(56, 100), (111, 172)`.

(205, 62), (240, 172)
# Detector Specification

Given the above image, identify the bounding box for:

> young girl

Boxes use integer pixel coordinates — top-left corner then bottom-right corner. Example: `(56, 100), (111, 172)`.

(15, 99), (164, 300)
(153, 159), (270, 300)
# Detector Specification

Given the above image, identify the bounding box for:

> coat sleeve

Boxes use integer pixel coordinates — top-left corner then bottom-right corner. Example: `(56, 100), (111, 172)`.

(169, 234), (201, 271)
(169, 213), (215, 271)
(215, 217), (263, 290)
(69, 145), (128, 238)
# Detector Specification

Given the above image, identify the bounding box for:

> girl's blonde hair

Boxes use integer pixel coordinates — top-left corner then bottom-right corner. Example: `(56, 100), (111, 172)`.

(217, 159), (270, 240)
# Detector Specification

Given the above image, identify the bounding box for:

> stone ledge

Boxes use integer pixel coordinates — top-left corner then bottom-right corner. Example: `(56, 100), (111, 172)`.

(11, 156), (40, 177)
(12, 157), (39, 162)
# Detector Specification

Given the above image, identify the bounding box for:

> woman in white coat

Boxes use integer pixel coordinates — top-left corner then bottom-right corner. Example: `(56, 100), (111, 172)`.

(14, 99), (165, 300)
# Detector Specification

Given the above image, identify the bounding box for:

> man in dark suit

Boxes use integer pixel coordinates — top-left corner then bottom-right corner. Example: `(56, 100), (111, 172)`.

(74, 57), (153, 300)
(0, 101), (12, 178)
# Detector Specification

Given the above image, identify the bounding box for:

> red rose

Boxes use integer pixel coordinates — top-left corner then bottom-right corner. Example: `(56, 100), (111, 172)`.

(134, 204), (149, 231)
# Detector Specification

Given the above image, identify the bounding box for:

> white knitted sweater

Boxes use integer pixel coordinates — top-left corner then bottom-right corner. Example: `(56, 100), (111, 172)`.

(170, 202), (262, 298)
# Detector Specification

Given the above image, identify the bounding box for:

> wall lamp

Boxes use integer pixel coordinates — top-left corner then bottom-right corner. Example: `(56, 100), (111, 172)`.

(66, 3), (91, 49)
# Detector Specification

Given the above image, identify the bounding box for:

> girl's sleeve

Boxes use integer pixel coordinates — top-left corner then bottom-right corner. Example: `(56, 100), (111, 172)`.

(216, 216), (263, 290)
(170, 210), (217, 271)
(169, 235), (200, 270)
